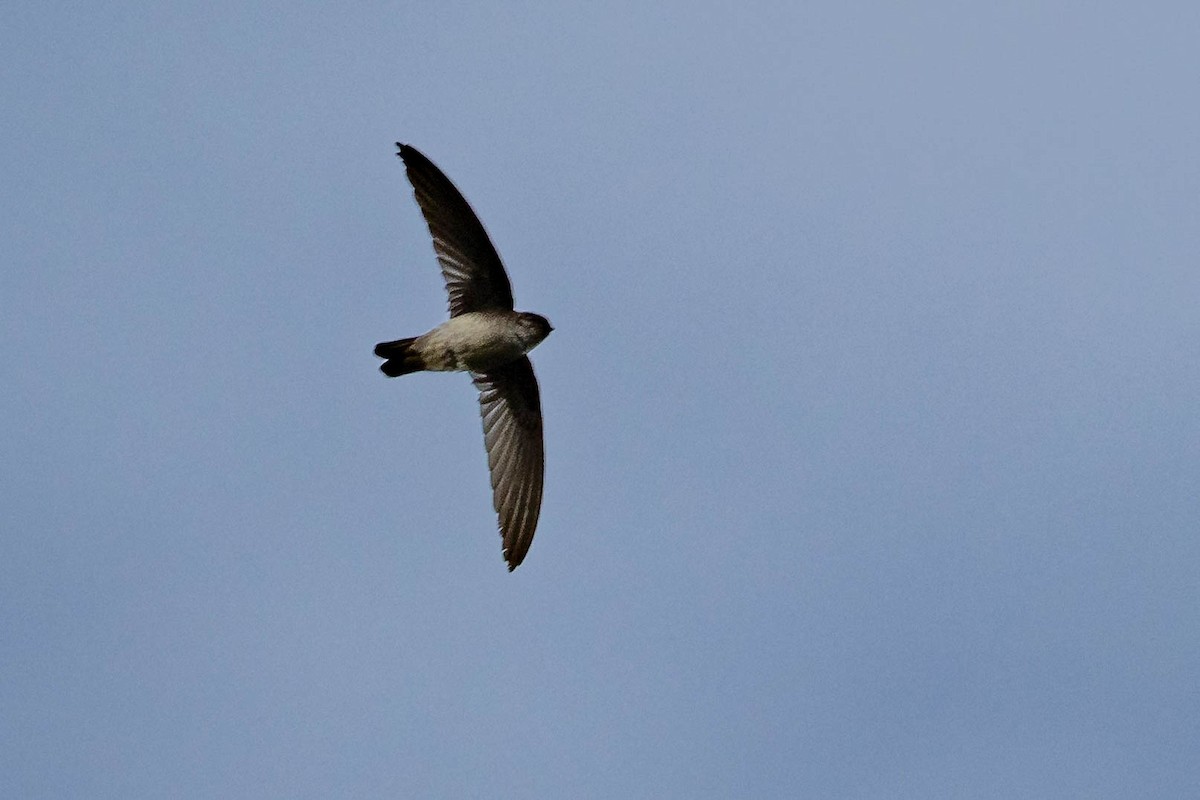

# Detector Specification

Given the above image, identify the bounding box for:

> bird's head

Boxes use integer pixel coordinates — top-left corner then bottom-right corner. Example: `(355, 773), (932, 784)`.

(516, 312), (554, 347)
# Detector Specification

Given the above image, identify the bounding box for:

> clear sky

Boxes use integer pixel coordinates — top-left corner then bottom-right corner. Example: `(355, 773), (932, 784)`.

(3, 2), (1198, 797)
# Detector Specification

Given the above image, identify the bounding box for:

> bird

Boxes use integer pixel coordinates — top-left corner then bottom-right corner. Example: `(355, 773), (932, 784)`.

(375, 143), (553, 571)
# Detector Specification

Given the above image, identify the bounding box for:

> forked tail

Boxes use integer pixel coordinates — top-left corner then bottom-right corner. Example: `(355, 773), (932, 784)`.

(374, 337), (426, 377)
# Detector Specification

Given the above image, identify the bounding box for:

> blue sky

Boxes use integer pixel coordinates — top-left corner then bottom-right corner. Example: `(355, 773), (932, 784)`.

(3, 2), (1198, 797)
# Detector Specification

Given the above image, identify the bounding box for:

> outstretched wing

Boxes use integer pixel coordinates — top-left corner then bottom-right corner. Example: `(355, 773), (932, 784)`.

(397, 143), (515, 316)
(472, 357), (544, 570)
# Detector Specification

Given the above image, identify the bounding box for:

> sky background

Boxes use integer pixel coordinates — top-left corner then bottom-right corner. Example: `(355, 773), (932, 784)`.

(3, 2), (1198, 797)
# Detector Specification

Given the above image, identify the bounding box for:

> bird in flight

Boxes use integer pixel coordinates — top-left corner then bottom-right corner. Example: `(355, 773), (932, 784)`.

(376, 143), (553, 571)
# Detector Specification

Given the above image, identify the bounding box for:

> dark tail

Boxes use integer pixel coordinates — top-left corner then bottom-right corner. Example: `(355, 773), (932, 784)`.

(374, 337), (426, 377)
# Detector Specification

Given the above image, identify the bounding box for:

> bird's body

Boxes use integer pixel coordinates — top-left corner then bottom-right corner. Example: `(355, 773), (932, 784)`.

(376, 143), (552, 571)
(377, 310), (551, 375)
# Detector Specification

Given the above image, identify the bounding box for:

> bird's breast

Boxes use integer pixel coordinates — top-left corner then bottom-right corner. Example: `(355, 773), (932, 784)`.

(416, 312), (529, 372)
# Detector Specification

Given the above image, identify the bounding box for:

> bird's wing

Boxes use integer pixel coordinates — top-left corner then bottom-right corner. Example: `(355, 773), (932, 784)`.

(472, 357), (544, 570)
(397, 143), (515, 316)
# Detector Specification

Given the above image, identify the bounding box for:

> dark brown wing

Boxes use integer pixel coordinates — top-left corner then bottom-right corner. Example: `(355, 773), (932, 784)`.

(397, 143), (515, 316)
(472, 357), (544, 570)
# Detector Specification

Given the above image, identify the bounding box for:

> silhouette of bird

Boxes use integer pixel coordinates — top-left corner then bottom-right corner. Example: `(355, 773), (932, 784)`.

(376, 144), (552, 571)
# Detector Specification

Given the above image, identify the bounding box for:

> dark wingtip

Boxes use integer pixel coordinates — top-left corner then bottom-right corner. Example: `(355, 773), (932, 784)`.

(503, 548), (522, 572)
